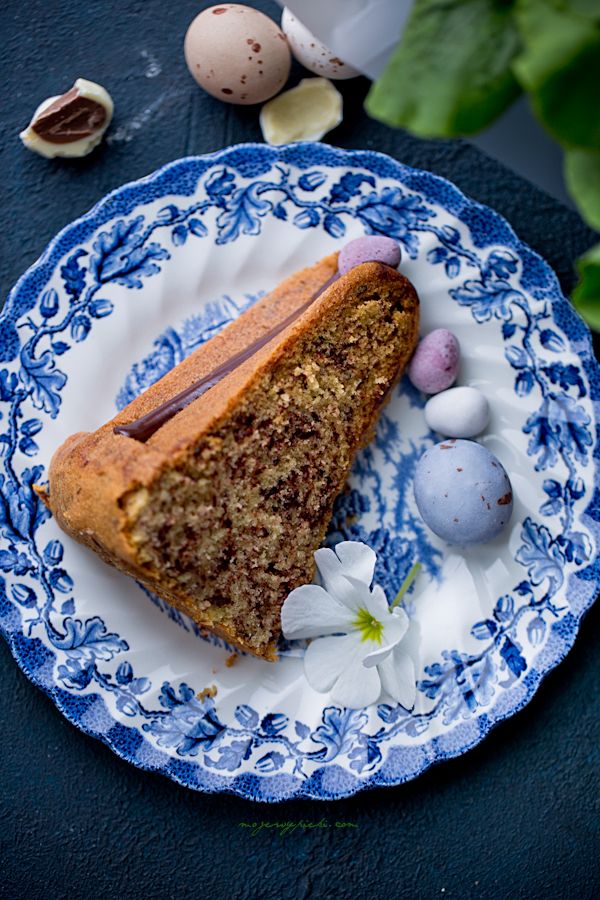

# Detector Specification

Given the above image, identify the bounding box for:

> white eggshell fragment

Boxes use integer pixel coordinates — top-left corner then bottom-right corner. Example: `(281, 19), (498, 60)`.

(281, 8), (360, 80)
(260, 77), (342, 144)
(424, 386), (490, 438)
(184, 4), (291, 105)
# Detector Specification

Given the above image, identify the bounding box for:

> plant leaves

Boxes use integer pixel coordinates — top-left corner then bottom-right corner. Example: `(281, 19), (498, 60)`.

(572, 242), (600, 329)
(564, 148), (600, 230)
(365, 0), (521, 137)
(512, 0), (600, 150)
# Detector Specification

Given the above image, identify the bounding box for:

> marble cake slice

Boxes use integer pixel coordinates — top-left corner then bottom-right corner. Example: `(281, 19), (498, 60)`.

(38, 253), (419, 659)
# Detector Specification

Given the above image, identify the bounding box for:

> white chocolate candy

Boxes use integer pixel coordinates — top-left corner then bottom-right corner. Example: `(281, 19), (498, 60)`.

(260, 77), (342, 144)
(20, 78), (113, 159)
(424, 386), (490, 439)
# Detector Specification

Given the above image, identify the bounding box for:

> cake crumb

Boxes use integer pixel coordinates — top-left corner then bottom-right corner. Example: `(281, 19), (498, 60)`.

(197, 684), (218, 701)
(225, 653), (238, 668)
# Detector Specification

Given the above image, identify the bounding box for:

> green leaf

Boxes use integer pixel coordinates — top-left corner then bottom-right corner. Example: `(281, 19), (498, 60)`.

(572, 243), (600, 330)
(365, 0), (521, 137)
(564, 0), (600, 23)
(565, 149), (600, 230)
(512, 0), (600, 149)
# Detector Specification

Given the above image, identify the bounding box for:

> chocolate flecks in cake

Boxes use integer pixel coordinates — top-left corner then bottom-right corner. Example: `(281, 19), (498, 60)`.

(123, 275), (418, 654)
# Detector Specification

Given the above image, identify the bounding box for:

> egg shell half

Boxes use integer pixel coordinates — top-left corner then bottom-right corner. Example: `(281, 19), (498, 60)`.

(281, 8), (359, 80)
(414, 439), (513, 545)
(184, 4), (291, 105)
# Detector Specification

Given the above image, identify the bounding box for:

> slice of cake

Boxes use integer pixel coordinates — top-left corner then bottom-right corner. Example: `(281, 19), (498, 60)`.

(39, 246), (419, 660)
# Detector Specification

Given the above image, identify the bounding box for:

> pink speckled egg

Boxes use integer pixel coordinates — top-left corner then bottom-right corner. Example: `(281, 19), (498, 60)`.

(338, 236), (401, 274)
(408, 329), (460, 394)
(184, 4), (291, 105)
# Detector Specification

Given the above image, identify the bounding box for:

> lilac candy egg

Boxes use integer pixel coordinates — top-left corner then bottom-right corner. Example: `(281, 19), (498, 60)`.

(408, 329), (460, 394)
(414, 439), (513, 545)
(338, 236), (401, 274)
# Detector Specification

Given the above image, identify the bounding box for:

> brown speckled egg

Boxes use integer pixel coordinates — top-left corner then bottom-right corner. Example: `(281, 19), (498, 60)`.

(184, 4), (291, 105)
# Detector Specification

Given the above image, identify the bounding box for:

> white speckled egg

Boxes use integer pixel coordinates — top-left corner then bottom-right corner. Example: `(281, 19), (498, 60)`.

(281, 8), (360, 80)
(184, 4), (291, 105)
(425, 386), (490, 438)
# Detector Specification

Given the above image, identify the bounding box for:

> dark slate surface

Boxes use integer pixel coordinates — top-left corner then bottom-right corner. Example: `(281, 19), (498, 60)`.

(1, 2), (599, 898)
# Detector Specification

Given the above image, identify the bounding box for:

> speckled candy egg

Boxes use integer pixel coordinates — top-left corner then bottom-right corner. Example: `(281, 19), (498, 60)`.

(425, 386), (490, 438)
(338, 236), (401, 274)
(184, 4), (291, 105)
(414, 439), (513, 545)
(408, 329), (460, 394)
(281, 8), (360, 80)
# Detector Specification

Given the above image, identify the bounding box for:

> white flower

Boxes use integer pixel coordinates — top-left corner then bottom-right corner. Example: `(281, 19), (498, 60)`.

(281, 541), (417, 710)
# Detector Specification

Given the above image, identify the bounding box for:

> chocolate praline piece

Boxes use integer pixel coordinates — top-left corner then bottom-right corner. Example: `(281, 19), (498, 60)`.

(20, 78), (114, 159)
(31, 87), (107, 144)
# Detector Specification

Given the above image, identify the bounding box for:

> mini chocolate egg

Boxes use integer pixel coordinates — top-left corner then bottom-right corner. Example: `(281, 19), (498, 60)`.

(338, 236), (401, 274)
(425, 386), (490, 438)
(184, 4), (291, 105)
(408, 329), (460, 394)
(281, 8), (360, 80)
(414, 440), (513, 545)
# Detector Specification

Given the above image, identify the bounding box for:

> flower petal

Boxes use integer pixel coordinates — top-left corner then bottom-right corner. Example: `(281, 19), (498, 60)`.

(330, 638), (382, 709)
(313, 546), (342, 591)
(281, 584), (354, 640)
(378, 648), (416, 709)
(304, 632), (361, 691)
(363, 642), (396, 668)
(333, 541), (377, 586)
(383, 606), (409, 642)
(314, 550), (365, 613)
(362, 583), (392, 621)
(362, 611), (408, 667)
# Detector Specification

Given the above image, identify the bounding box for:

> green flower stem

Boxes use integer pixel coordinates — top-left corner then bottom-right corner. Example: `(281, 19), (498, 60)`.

(391, 562), (422, 610)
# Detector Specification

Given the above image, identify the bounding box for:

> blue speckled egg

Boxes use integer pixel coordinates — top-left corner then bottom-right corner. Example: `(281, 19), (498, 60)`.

(414, 439), (513, 544)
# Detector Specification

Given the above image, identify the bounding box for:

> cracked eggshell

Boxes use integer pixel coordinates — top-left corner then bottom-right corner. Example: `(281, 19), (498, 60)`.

(281, 8), (360, 80)
(260, 77), (342, 144)
(184, 4), (291, 105)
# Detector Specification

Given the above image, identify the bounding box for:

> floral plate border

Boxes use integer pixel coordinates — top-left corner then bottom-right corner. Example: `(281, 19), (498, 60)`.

(1, 143), (599, 801)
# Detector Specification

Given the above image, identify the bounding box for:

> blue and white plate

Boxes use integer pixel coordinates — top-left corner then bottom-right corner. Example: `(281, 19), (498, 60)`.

(1, 143), (598, 801)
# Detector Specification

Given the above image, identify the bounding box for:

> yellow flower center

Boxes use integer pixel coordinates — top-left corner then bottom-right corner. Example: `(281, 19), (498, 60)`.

(353, 607), (384, 643)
